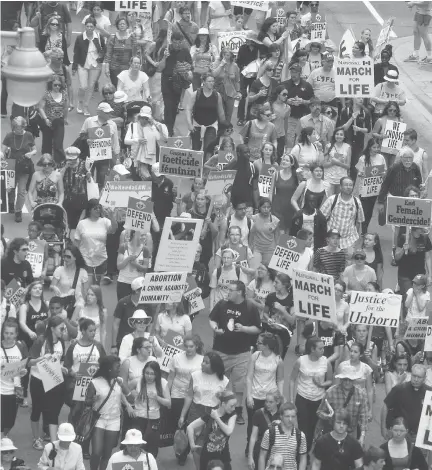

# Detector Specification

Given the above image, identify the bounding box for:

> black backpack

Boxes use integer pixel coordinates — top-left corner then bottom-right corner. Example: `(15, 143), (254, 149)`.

(327, 193), (360, 224)
(267, 422), (302, 466)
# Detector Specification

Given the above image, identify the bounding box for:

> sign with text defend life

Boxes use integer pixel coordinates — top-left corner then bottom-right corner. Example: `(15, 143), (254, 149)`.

(88, 127), (112, 161)
(310, 22), (326, 41)
(386, 196), (432, 228)
(292, 269), (337, 324)
(359, 165), (385, 198)
(335, 57), (374, 98)
(124, 197), (153, 233)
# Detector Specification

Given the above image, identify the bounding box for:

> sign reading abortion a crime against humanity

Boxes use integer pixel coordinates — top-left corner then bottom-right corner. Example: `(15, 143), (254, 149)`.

(386, 196), (432, 228)
(138, 272), (188, 304)
(335, 57), (374, 98)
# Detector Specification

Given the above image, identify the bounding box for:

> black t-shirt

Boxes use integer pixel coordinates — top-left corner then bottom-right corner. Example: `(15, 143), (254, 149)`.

(252, 408), (280, 443)
(397, 233), (432, 279)
(202, 411), (236, 458)
(1, 258), (34, 287)
(210, 299), (261, 355)
(113, 295), (149, 346)
(161, 48), (192, 79)
(264, 291), (293, 330)
(317, 323), (344, 358)
(152, 177), (174, 224)
(281, 79), (314, 119)
(314, 433), (363, 470)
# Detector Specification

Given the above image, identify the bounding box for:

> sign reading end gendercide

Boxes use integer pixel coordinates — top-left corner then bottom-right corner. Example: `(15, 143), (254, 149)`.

(386, 196), (432, 228)
(124, 197), (153, 233)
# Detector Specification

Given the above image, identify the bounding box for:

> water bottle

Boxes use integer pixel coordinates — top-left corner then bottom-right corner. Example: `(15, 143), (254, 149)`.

(234, 98), (240, 108)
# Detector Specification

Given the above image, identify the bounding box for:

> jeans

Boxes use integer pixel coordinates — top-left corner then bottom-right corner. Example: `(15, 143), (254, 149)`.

(191, 125), (217, 152)
(1, 74), (7, 115)
(238, 75), (254, 122)
(286, 116), (300, 149)
(360, 195), (377, 234)
(41, 117), (65, 164)
(162, 79), (181, 136)
(12, 172), (29, 212)
(77, 65), (102, 108)
(277, 136), (286, 160)
(106, 222), (124, 276)
(92, 160), (111, 189)
(295, 394), (321, 452)
(223, 95), (235, 124)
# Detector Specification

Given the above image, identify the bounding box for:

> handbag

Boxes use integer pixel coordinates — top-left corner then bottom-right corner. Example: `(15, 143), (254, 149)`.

(74, 380), (116, 444)
(62, 268), (81, 320)
(65, 343), (96, 407)
(86, 176), (100, 201)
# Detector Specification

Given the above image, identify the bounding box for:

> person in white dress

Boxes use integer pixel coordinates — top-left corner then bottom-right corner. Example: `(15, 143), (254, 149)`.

(117, 56), (151, 102)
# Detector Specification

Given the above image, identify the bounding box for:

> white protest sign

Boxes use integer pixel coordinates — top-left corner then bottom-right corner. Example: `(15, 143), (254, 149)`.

(159, 147), (203, 179)
(1, 359), (27, 379)
(374, 18), (395, 61)
(4, 279), (26, 310)
(0, 159), (16, 189)
(311, 22), (326, 41)
(205, 170), (236, 197)
(404, 317), (429, 340)
(115, 0), (152, 13)
(139, 272), (188, 304)
(124, 197), (153, 233)
(335, 57), (374, 98)
(157, 330), (185, 373)
(88, 127), (112, 161)
(184, 287), (205, 314)
(424, 325), (432, 352)
(416, 390), (432, 451)
(37, 357), (64, 392)
(26, 239), (45, 278)
(163, 136), (192, 149)
(100, 181), (152, 208)
(359, 165), (385, 198)
(349, 291), (401, 328)
(72, 362), (99, 402)
(269, 235), (306, 276)
(258, 163), (277, 199)
(381, 120), (407, 155)
(292, 269), (337, 323)
(217, 31), (247, 55)
(231, 0), (269, 11)
(386, 196), (432, 229)
(154, 217), (204, 273)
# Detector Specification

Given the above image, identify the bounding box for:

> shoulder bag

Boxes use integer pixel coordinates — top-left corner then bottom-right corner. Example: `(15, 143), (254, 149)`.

(62, 268), (81, 320)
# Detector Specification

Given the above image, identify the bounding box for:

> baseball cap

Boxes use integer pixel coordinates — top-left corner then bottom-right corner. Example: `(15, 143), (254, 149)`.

(131, 277), (145, 292)
(327, 229), (341, 238)
(289, 63), (302, 72)
(352, 249), (366, 259)
(97, 102), (114, 113)
(413, 274), (427, 286)
(57, 423), (76, 442)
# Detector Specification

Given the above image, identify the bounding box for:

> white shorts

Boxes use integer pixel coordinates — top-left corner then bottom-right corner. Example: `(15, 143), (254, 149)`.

(94, 416), (121, 432)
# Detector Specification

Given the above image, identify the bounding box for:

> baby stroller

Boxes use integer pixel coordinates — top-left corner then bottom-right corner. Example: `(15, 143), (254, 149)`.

(32, 203), (68, 280)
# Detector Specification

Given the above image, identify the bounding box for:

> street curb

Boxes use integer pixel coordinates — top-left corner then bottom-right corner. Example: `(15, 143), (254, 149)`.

(391, 36), (432, 119)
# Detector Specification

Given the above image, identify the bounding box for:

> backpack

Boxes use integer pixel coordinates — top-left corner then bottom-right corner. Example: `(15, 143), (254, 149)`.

(327, 193), (360, 224)
(226, 215), (252, 239)
(267, 422), (302, 465)
(216, 265), (241, 282)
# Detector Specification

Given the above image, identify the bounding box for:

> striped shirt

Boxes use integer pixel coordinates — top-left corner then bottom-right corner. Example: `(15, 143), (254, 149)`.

(377, 162), (422, 204)
(261, 425), (307, 470)
(313, 248), (347, 279)
(320, 195), (365, 250)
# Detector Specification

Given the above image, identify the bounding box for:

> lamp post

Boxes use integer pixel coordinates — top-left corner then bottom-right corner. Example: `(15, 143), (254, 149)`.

(1, 27), (52, 107)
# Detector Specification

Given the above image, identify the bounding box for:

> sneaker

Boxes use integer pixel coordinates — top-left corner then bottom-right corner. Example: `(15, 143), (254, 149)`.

(102, 274), (113, 285)
(419, 56), (432, 65)
(236, 413), (245, 425)
(14, 211), (22, 223)
(237, 119), (245, 126)
(43, 432), (50, 442)
(19, 397), (27, 406)
(77, 106), (83, 114)
(33, 438), (44, 450)
(404, 54), (419, 62)
(84, 109), (90, 116)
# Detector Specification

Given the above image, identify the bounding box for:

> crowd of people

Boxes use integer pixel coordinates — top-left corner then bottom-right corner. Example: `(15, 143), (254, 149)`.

(1, 1), (432, 470)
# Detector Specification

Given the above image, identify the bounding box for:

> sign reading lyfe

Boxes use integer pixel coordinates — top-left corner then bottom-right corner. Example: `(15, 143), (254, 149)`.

(205, 170), (236, 197)
(292, 269), (337, 323)
(349, 291), (402, 328)
(381, 120), (407, 155)
(335, 58), (374, 98)
(269, 235), (306, 276)
(386, 196), (432, 228)
(88, 127), (112, 161)
(125, 197), (153, 233)
(159, 147), (203, 178)
(139, 272), (188, 303)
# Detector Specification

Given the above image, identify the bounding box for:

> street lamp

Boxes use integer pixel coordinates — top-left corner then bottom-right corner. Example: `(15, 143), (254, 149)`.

(1, 27), (52, 107)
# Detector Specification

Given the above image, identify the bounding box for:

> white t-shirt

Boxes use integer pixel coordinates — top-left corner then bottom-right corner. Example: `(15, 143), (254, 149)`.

(117, 70), (149, 101)
(70, 342), (101, 373)
(1, 343), (26, 394)
(372, 82), (406, 114)
(156, 312), (192, 338)
(247, 279), (275, 313)
(307, 67), (336, 102)
(75, 217), (112, 267)
(52, 266), (88, 298)
(135, 377), (168, 419)
(210, 265), (241, 303)
(191, 370), (229, 407)
(170, 352), (204, 398)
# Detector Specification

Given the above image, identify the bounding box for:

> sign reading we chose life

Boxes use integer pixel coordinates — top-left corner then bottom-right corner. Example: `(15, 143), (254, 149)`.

(381, 120), (407, 155)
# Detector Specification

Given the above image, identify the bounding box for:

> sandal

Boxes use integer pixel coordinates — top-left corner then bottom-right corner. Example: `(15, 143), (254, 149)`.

(237, 119), (245, 127)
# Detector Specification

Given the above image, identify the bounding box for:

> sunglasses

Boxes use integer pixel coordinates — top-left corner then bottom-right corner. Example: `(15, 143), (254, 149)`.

(50, 23), (59, 26)
(53, 83), (61, 87)
(41, 163), (53, 167)
(354, 256), (366, 260)
(133, 319), (149, 325)
(281, 92), (288, 96)
(1, 450), (14, 455)
(63, 254), (72, 259)
(325, 110), (333, 115)
(264, 113), (272, 117)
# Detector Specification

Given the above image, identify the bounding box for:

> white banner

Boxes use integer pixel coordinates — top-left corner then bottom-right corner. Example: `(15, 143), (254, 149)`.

(381, 120), (407, 156)
(139, 272), (188, 304)
(124, 197), (153, 233)
(115, 0), (152, 13)
(404, 317), (429, 340)
(335, 57), (374, 98)
(184, 287), (205, 314)
(26, 239), (45, 278)
(231, 0), (269, 12)
(1, 359), (27, 379)
(292, 269), (337, 323)
(349, 291), (401, 328)
(416, 390), (432, 451)
(100, 181), (151, 208)
(37, 357), (64, 392)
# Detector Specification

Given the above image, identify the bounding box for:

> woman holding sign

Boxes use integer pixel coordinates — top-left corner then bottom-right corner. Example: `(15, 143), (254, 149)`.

(1, 319), (28, 437)
(28, 316), (67, 449)
(154, 301), (192, 347)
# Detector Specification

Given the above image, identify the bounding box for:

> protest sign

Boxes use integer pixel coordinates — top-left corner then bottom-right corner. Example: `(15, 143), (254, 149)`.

(155, 217), (204, 273)
(0, 172), (8, 213)
(115, 0), (151, 13)
(359, 165), (385, 197)
(381, 120), (407, 155)
(217, 31), (247, 55)
(4, 279), (26, 310)
(416, 390), (432, 451)
(231, 0), (269, 11)
(171, 176), (193, 200)
(269, 235), (306, 276)
(159, 147), (203, 179)
(311, 22), (327, 41)
(139, 272), (188, 303)
(184, 286), (205, 315)
(112, 462), (143, 470)
(269, 4), (293, 26)
(425, 325), (432, 352)
(1, 359), (27, 380)
(72, 362), (99, 402)
(258, 163), (277, 199)
(205, 170), (236, 197)
(37, 356), (64, 392)
(88, 127), (112, 161)
(217, 150), (236, 171)
(100, 181), (151, 208)
(386, 196), (432, 228)
(163, 136), (192, 149)
(349, 291), (402, 328)
(339, 28), (356, 59)
(335, 57), (374, 98)
(404, 317), (429, 340)
(26, 239), (45, 278)
(1, 158), (15, 189)
(374, 18), (395, 61)
(157, 329), (185, 373)
(124, 197), (154, 233)
(292, 269), (337, 323)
